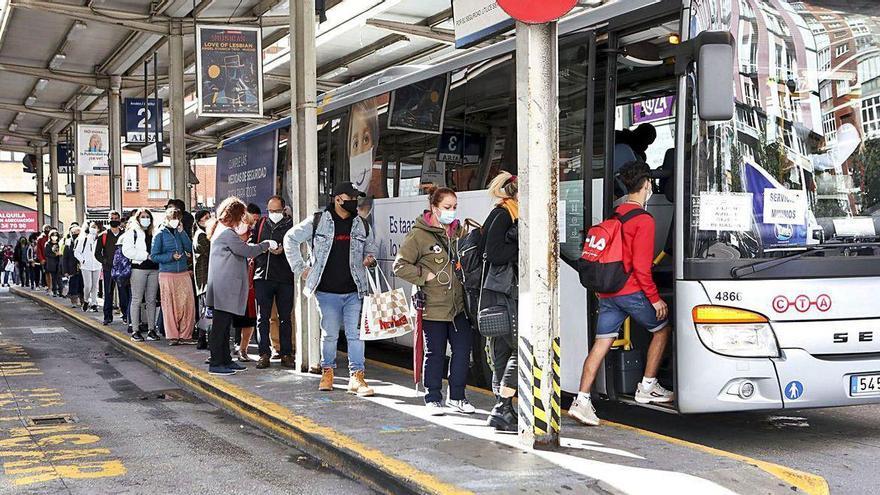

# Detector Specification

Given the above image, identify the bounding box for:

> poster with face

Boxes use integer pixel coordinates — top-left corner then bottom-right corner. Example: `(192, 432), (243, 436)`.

(348, 98), (380, 195)
(76, 124), (109, 175)
(196, 25), (263, 118)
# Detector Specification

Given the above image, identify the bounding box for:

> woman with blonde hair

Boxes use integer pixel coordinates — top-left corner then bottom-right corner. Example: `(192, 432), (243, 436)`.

(121, 208), (160, 342)
(481, 171), (520, 431)
(205, 197), (276, 375)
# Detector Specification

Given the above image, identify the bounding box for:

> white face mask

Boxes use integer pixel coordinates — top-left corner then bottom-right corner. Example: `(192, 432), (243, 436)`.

(349, 149), (373, 193)
(235, 222), (250, 235)
(168, 219), (180, 229)
(89, 227), (97, 235)
(139, 217), (151, 228)
(268, 212), (284, 224)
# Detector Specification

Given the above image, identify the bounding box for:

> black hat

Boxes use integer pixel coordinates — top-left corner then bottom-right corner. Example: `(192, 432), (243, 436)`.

(332, 181), (365, 198)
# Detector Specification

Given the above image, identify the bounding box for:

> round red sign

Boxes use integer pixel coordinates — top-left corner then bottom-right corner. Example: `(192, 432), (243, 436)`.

(497, 0), (579, 24)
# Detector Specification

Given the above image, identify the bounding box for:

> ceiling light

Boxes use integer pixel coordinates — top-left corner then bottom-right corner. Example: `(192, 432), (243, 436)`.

(34, 78), (48, 93)
(66, 20), (87, 42)
(13, 112), (24, 123)
(24, 96), (36, 106)
(8, 123), (18, 132)
(376, 39), (411, 57)
(49, 53), (66, 70)
(321, 66), (350, 79)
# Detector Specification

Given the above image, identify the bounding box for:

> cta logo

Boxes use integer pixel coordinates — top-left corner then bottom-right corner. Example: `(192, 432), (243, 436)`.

(772, 294), (832, 313)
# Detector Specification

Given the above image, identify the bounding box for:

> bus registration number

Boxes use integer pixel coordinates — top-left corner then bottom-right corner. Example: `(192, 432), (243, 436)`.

(850, 374), (880, 396)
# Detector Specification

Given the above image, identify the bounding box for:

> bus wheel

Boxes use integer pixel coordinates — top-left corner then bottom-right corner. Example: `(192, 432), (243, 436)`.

(469, 333), (493, 389)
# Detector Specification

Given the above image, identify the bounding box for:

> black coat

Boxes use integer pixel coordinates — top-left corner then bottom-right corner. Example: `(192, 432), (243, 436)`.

(251, 216), (295, 284)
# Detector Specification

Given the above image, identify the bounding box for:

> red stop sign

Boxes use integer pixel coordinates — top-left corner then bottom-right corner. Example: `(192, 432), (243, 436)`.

(497, 0), (578, 24)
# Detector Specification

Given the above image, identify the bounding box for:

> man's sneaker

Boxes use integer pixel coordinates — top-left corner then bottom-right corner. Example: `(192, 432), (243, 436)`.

(280, 355), (296, 369)
(146, 331), (160, 341)
(635, 382), (674, 404)
(208, 366), (236, 376)
(255, 354), (270, 369)
(102, 319), (111, 326)
(227, 362), (247, 371)
(569, 397), (600, 426)
(318, 368), (334, 391)
(426, 401), (445, 416)
(347, 370), (375, 397)
(131, 332), (145, 342)
(446, 399), (476, 414)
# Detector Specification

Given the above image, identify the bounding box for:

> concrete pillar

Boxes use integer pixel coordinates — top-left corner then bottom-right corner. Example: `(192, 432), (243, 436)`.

(49, 134), (59, 227)
(291, 0), (321, 373)
(515, 21), (561, 449)
(34, 144), (46, 228)
(109, 76), (123, 213)
(169, 23), (189, 207)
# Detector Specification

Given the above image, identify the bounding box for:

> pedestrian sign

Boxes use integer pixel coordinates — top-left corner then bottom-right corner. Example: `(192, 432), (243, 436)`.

(785, 381), (804, 400)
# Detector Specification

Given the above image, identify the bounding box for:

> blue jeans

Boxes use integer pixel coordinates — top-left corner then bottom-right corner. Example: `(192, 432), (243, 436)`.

(596, 291), (668, 338)
(315, 291), (364, 372)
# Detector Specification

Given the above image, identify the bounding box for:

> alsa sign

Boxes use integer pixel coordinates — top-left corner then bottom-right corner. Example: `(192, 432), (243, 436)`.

(497, 0), (578, 23)
(772, 294), (832, 313)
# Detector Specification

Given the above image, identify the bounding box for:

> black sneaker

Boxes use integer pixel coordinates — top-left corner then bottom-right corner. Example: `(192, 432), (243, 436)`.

(89, 305), (99, 312)
(146, 331), (160, 341)
(102, 320), (112, 326)
(82, 301), (89, 311)
(227, 362), (247, 371)
(208, 366), (236, 376)
(126, 325), (133, 334)
(131, 332), (145, 342)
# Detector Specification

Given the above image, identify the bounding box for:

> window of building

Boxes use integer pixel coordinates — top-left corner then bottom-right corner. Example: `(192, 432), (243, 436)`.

(820, 82), (833, 102)
(858, 56), (880, 83)
(861, 95), (880, 138)
(847, 19), (870, 35)
(124, 166), (139, 191)
(818, 47), (831, 71)
(743, 77), (760, 107)
(147, 167), (171, 199)
(837, 78), (851, 96)
(823, 112), (837, 143)
(835, 44), (849, 57)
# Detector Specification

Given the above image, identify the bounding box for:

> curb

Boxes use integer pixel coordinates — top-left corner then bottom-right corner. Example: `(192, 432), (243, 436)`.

(12, 287), (472, 495)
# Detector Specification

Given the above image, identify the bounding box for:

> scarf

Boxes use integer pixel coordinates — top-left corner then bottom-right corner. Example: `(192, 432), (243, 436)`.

(500, 198), (519, 221)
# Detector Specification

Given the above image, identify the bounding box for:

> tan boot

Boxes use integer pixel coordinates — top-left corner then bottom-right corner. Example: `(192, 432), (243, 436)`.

(318, 368), (334, 391)
(280, 355), (296, 369)
(348, 370), (375, 397)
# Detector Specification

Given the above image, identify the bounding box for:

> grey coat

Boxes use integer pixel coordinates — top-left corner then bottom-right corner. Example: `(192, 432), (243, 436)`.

(206, 227), (270, 315)
(283, 210), (378, 299)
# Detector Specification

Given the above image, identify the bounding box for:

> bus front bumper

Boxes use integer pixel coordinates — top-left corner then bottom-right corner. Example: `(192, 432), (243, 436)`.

(773, 348), (880, 409)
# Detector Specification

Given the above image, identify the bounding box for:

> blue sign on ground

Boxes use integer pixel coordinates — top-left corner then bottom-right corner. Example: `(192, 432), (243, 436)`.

(216, 129), (278, 207)
(124, 98), (163, 144)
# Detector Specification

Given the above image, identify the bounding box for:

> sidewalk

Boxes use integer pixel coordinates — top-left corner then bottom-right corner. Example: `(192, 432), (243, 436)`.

(11, 286), (828, 495)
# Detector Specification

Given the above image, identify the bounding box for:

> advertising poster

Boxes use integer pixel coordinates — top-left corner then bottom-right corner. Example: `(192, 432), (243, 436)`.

(388, 74), (450, 134)
(56, 143), (73, 173)
(744, 162), (808, 247)
(632, 96), (675, 124)
(420, 155), (446, 187)
(76, 124), (109, 175)
(196, 25), (263, 118)
(348, 97), (380, 195)
(215, 130), (278, 207)
(124, 98), (164, 144)
(0, 211), (38, 232)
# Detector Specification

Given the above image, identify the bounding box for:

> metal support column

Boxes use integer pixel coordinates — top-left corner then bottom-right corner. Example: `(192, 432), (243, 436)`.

(169, 23), (188, 206)
(49, 134), (60, 227)
(109, 76), (123, 213)
(290, 0), (321, 373)
(73, 114), (85, 225)
(515, 21), (561, 449)
(35, 144), (46, 228)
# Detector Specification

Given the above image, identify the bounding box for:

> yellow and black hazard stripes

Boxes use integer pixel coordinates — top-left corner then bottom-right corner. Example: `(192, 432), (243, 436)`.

(519, 336), (562, 440)
(0, 339), (126, 487)
(550, 337), (561, 434)
(517, 337), (534, 435)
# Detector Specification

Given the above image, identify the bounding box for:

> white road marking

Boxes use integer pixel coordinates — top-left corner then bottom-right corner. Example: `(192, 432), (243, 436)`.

(29, 327), (68, 334)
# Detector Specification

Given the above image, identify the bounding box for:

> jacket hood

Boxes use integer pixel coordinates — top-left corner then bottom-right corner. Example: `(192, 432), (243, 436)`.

(414, 211), (461, 236)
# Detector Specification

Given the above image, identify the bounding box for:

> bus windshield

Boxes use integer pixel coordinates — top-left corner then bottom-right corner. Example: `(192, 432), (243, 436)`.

(686, 0), (880, 278)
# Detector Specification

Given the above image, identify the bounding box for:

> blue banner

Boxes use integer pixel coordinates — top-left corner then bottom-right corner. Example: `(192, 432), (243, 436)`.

(743, 162), (807, 248)
(124, 98), (163, 144)
(216, 129), (278, 207)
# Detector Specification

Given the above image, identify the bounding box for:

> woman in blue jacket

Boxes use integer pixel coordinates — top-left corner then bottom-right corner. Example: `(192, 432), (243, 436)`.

(151, 207), (195, 345)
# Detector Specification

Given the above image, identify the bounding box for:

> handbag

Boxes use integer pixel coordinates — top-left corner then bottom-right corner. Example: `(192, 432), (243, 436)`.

(360, 267), (415, 341)
(476, 262), (517, 338)
(3, 260), (13, 272)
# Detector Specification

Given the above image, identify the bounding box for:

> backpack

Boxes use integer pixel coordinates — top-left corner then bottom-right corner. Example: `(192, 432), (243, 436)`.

(111, 232), (133, 281)
(577, 208), (648, 293)
(458, 217), (495, 292)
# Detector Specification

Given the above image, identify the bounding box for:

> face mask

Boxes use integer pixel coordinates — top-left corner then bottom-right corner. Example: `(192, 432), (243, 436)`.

(268, 212), (284, 224)
(341, 199), (359, 216)
(89, 227), (97, 235)
(349, 149), (373, 193)
(436, 208), (456, 225)
(168, 219), (180, 229)
(235, 222), (250, 235)
(139, 217), (151, 228)
(50, 236), (58, 241)
(109, 220), (120, 228)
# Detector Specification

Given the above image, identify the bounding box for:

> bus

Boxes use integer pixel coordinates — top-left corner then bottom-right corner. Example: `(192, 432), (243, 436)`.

(217, 0), (880, 413)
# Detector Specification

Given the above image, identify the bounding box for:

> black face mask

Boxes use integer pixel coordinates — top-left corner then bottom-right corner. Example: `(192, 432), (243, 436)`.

(341, 199), (359, 215)
(109, 220), (120, 228)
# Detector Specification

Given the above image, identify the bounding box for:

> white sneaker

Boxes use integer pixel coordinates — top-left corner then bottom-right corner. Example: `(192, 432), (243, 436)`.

(635, 381), (674, 404)
(568, 397), (600, 426)
(426, 401), (445, 416)
(446, 399), (476, 414)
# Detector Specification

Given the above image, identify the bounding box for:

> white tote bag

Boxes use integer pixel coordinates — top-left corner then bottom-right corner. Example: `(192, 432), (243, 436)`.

(360, 267), (414, 341)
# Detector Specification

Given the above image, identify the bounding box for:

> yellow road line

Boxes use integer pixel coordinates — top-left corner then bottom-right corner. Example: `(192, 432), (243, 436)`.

(13, 288), (471, 495)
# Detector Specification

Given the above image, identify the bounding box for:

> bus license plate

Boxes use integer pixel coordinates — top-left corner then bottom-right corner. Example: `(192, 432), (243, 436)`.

(850, 374), (880, 396)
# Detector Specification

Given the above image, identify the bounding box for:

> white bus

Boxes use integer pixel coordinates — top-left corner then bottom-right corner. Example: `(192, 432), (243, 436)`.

(219, 0), (880, 413)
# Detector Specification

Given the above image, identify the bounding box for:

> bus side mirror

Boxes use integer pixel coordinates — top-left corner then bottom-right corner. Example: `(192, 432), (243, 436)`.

(694, 31), (735, 121)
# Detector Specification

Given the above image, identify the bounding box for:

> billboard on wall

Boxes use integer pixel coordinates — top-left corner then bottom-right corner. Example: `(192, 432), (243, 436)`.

(76, 124), (109, 175)
(388, 74), (450, 134)
(348, 97), (381, 196)
(216, 129), (277, 207)
(196, 25), (264, 118)
(0, 211), (38, 233)
(451, 0), (515, 49)
(124, 98), (164, 144)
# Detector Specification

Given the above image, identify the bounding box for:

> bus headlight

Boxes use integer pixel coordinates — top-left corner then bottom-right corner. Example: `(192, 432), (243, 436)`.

(692, 306), (780, 358)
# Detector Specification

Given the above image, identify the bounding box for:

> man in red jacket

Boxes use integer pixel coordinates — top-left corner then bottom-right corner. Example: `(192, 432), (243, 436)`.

(570, 161), (673, 427)
(35, 224), (51, 289)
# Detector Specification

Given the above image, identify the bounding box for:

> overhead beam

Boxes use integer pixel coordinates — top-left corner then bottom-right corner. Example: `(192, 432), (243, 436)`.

(365, 18), (454, 44)
(11, 0), (172, 34)
(316, 34), (406, 77)
(0, 130), (48, 143)
(0, 102), (104, 121)
(423, 7), (453, 27)
(0, 143), (38, 154)
(0, 62), (181, 90)
(185, 133), (219, 145)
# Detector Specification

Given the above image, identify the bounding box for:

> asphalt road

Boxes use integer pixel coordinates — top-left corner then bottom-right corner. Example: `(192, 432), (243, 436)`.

(0, 288), (374, 495)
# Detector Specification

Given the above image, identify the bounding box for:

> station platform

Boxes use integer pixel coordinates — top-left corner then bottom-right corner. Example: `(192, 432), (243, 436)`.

(10, 286), (828, 495)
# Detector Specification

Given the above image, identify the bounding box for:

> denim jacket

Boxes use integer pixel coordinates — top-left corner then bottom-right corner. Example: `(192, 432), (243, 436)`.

(150, 225), (193, 273)
(283, 210), (378, 299)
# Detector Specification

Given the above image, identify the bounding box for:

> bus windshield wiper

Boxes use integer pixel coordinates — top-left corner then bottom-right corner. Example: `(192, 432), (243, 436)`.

(730, 242), (880, 279)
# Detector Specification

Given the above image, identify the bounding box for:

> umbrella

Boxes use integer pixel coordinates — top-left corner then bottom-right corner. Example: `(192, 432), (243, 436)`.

(412, 290), (426, 388)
